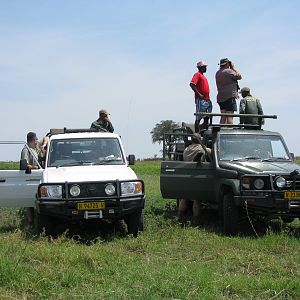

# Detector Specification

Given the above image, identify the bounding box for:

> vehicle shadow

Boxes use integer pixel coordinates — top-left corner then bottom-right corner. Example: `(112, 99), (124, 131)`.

(20, 220), (129, 244)
(149, 203), (300, 238)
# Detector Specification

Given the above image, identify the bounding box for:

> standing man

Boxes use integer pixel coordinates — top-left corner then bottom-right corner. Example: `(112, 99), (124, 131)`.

(190, 60), (212, 133)
(239, 87), (264, 126)
(21, 132), (48, 170)
(215, 58), (242, 124)
(91, 109), (114, 133)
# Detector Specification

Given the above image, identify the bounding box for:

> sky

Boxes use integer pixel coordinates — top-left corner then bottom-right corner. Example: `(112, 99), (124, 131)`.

(0, 0), (300, 160)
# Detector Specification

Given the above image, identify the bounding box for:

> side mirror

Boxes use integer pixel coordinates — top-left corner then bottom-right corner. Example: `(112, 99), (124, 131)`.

(20, 159), (27, 170)
(128, 154), (135, 165)
(290, 153), (295, 161)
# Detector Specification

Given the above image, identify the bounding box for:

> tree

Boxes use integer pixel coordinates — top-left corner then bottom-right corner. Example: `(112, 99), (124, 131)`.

(150, 120), (180, 144)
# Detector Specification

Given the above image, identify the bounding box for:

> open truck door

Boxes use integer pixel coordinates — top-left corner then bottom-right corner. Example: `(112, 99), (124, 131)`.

(0, 141), (43, 207)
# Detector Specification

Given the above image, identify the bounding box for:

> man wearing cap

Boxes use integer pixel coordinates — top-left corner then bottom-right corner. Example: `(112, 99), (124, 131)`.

(239, 87), (264, 126)
(91, 109), (114, 133)
(190, 60), (212, 133)
(215, 58), (242, 124)
(20, 132), (48, 170)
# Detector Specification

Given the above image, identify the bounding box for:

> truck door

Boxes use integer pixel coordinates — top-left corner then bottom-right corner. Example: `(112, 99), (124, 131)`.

(0, 142), (43, 207)
(160, 161), (215, 200)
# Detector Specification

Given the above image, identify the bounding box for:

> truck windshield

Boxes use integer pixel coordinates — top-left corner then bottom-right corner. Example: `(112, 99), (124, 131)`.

(219, 134), (290, 161)
(47, 138), (125, 167)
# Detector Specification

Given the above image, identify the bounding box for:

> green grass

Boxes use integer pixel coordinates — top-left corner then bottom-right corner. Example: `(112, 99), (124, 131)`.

(0, 161), (299, 299)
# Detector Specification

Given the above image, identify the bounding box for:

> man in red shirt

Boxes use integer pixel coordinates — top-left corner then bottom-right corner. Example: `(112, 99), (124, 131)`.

(190, 60), (212, 133)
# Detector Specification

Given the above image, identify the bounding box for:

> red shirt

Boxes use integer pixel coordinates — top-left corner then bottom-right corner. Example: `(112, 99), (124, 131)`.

(190, 72), (210, 100)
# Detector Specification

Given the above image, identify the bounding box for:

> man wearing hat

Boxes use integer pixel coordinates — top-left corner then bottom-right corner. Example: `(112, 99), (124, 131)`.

(215, 58), (242, 124)
(190, 60), (212, 133)
(91, 109), (114, 133)
(239, 87), (264, 126)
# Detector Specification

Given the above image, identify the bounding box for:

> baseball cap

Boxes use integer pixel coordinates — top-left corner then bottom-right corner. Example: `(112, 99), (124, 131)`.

(99, 109), (110, 115)
(197, 61), (207, 68)
(239, 87), (250, 94)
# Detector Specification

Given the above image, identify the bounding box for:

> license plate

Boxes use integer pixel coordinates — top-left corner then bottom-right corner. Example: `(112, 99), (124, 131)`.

(284, 191), (300, 199)
(77, 201), (105, 210)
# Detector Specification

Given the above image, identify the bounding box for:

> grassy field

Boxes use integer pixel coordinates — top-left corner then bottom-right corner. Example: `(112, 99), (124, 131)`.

(0, 161), (299, 299)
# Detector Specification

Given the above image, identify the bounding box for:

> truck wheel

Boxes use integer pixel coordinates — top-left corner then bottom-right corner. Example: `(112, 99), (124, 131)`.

(127, 209), (143, 237)
(34, 211), (54, 236)
(139, 209), (145, 231)
(223, 193), (239, 236)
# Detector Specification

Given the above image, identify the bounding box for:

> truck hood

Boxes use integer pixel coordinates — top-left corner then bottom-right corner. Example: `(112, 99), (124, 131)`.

(219, 161), (300, 175)
(42, 165), (137, 183)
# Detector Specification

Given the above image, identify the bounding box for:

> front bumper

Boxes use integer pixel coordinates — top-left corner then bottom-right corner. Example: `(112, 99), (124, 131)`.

(235, 191), (300, 218)
(36, 196), (145, 220)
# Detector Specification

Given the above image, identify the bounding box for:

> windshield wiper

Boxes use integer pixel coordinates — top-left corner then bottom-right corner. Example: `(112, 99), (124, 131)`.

(55, 161), (93, 168)
(230, 156), (261, 162)
(262, 157), (290, 162)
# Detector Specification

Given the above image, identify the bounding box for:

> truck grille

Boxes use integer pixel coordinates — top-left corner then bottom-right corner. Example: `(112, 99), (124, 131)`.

(276, 175), (300, 191)
(67, 182), (116, 198)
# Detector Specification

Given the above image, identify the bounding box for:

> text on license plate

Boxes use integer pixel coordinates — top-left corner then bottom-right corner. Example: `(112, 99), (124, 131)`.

(77, 201), (105, 210)
(284, 192), (300, 199)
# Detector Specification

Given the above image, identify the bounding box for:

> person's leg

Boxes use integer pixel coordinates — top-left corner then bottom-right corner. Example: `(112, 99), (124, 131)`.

(220, 109), (227, 124)
(192, 200), (201, 226)
(178, 199), (189, 218)
(194, 119), (200, 133)
(195, 99), (202, 133)
(226, 111), (233, 124)
(226, 98), (237, 124)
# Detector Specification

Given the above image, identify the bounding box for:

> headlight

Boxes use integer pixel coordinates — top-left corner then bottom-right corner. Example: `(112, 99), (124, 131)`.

(274, 176), (286, 189)
(39, 185), (63, 199)
(253, 178), (264, 190)
(241, 177), (251, 189)
(121, 181), (143, 196)
(105, 183), (116, 196)
(70, 184), (81, 197)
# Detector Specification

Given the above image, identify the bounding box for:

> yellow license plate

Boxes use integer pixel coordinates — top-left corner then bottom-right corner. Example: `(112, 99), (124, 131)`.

(284, 192), (300, 199)
(77, 201), (105, 210)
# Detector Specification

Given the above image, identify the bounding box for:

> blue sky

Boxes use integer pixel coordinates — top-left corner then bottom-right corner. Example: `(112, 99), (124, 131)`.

(0, 1), (300, 159)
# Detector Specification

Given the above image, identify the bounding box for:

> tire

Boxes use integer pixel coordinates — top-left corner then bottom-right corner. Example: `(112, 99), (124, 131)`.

(34, 211), (54, 236)
(127, 209), (143, 237)
(139, 209), (145, 231)
(223, 193), (239, 235)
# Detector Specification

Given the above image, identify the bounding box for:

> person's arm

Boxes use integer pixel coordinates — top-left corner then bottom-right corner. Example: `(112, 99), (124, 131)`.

(239, 99), (246, 124)
(107, 121), (114, 133)
(229, 62), (242, 80)
(190, 82), (204, 99)
(20, 148), (37, 170)
(256, 99), (264, 125)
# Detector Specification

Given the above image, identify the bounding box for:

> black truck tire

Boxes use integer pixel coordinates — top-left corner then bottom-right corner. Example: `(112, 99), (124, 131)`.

(127, 209), (143, 237)
(34, 211), (54, 236)
(223, 193), (239, 236)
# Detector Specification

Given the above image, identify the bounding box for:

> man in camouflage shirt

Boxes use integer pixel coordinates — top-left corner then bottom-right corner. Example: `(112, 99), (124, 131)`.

(91, 109), (114, 133)
(239, 87), (264, 126)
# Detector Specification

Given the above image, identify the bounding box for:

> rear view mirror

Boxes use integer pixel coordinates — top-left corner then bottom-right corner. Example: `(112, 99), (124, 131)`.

(128, 154), (135, 165)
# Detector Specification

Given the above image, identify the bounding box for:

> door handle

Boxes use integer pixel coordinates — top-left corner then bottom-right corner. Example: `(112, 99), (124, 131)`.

(0, 179), (6, 183)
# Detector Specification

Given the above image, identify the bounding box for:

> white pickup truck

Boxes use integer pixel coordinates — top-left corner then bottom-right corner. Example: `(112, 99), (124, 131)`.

(0, 128), (145, 236)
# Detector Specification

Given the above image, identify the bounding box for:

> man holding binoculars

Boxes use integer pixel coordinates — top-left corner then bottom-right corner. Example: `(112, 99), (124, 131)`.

(215, 58), (242, 124)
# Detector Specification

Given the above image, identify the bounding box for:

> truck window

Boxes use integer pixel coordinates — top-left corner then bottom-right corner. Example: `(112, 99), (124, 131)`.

(47, 138), (125, 167)
(219, 135), (290, 161)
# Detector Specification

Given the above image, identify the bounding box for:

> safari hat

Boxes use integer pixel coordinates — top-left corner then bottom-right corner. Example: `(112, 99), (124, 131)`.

(219, 58), (230, 66)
